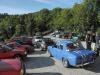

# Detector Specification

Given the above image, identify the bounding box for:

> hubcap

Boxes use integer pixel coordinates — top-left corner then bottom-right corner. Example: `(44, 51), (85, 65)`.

(63, 60), (67, 67)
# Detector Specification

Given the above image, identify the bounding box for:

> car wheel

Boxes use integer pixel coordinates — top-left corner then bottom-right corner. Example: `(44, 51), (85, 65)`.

(21, 62), (26, 75)
(48, 50), (52, 57)
(14, 55), (22, 60)
(41, 48), (46, 51)
(62, 58), (70, 68)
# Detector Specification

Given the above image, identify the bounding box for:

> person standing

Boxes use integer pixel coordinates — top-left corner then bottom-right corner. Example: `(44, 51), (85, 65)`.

(91, 32), (96, 51)
(95, 32), (100, 56)
(85, 31), (92, 50)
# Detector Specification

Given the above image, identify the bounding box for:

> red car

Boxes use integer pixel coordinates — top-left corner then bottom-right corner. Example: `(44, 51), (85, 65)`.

(21, 36), (32, 45)
(0, 59), (26, 75)
(7, 42), (34, 53)
(9, 36), (32, 45)
(0, 44), (27, 59)
(9, 37), (21, 42)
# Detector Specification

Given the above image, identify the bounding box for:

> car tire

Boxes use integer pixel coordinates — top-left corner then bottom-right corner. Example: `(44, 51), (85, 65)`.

(21, 62), (26, 75)
(14, 54), (22, 60)
(62, 58), (70, 68)
(41, 48), (46, 51)
(48, 50), (52, 57)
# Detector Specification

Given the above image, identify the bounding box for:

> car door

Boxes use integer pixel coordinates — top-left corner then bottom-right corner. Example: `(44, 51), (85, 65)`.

(55, 44), (64, 60)
(49, 43), (58, 57)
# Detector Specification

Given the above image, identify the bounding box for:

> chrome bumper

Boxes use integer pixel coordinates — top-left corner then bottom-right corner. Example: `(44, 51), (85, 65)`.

(76, 61), (94, 67)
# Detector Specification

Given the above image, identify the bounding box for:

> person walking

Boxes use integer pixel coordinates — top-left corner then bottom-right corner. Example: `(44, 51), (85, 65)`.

(95, 32), (100, 56)
(85, 31), (92, 50)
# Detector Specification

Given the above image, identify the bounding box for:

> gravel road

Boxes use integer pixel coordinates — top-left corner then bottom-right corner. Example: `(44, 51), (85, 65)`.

(25, 50), (100, 75)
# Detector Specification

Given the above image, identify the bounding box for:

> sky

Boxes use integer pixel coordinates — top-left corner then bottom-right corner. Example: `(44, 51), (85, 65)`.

(0, 0), (83, 15)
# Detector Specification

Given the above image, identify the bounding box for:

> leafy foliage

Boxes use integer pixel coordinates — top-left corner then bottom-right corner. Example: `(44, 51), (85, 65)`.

(0, 0), (100, 39)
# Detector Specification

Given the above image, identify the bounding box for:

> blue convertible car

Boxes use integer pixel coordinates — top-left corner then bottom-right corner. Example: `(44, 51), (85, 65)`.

(47, 39), (96, 67)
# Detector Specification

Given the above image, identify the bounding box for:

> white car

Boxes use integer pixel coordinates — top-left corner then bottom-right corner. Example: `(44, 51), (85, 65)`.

(32, 36), (43, 43)
(32, 36), (47, 51)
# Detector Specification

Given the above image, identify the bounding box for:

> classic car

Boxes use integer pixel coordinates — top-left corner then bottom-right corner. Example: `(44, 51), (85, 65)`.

(8, 37), (21, 42)
(32, 35), (47, 51)
(71, 33), (80, 41)
(47, 39), (96, 67)
(0, 59), (26, 75)
(33, 41), (46, 51)
(43, 38), (54, 46)
(50, 31), (63, 38)
(0, 44), (27, 59)
(32, 36), (43, 43)
(9, 36), (32, 45)
(32, 37), (54, 51)
(20, 36), (32, 45)
(7, 41), (34, 53)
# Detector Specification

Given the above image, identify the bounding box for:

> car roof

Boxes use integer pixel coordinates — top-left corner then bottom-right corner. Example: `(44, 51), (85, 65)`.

(55, 39), (73, 45)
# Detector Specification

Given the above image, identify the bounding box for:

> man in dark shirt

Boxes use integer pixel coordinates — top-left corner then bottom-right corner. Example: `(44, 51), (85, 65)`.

(91, 32), (96, 50)
(95, 32), (100, 56)
(85, 31), (92, 50)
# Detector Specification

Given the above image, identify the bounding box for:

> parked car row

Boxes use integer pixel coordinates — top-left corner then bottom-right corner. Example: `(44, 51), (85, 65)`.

(49, 31), (86, 41)
(0, 36), (34, 75)
(0, 34), (55, 75)
(0, 32), (97, 75)
(32, 31), (97, 68)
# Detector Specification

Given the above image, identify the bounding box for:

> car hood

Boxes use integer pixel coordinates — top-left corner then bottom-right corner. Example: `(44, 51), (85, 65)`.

(71, 49), (95, 57)
(0, 59), (21, 71)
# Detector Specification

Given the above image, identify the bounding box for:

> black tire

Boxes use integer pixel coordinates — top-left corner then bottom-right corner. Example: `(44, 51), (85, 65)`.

(14, 54), (22, 60)
(21, 62), (26, 75)
(62, 58), (70, 68)
(48, 50), (52, 57)
(41, 48), (47, 51)
(14, 54), (26, 61)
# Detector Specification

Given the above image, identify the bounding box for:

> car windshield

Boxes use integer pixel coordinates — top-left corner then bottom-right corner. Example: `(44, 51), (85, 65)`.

(16, 42), (21, 46)
(16, 41), (23, 44)
(67, 42), (82, 51)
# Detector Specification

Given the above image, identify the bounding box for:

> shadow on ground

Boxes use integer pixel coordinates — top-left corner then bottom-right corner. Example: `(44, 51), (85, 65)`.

(25, 56), (55, 69)
(84, 56), (100, 73)
(26, 72), (62, 75)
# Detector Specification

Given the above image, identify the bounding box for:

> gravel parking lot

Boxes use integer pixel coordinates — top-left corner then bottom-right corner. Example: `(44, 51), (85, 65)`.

(25, 50), (100, 75)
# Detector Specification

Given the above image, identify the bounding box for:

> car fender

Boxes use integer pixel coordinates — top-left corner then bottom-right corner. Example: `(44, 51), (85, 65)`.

(62, 51), (77, 66)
